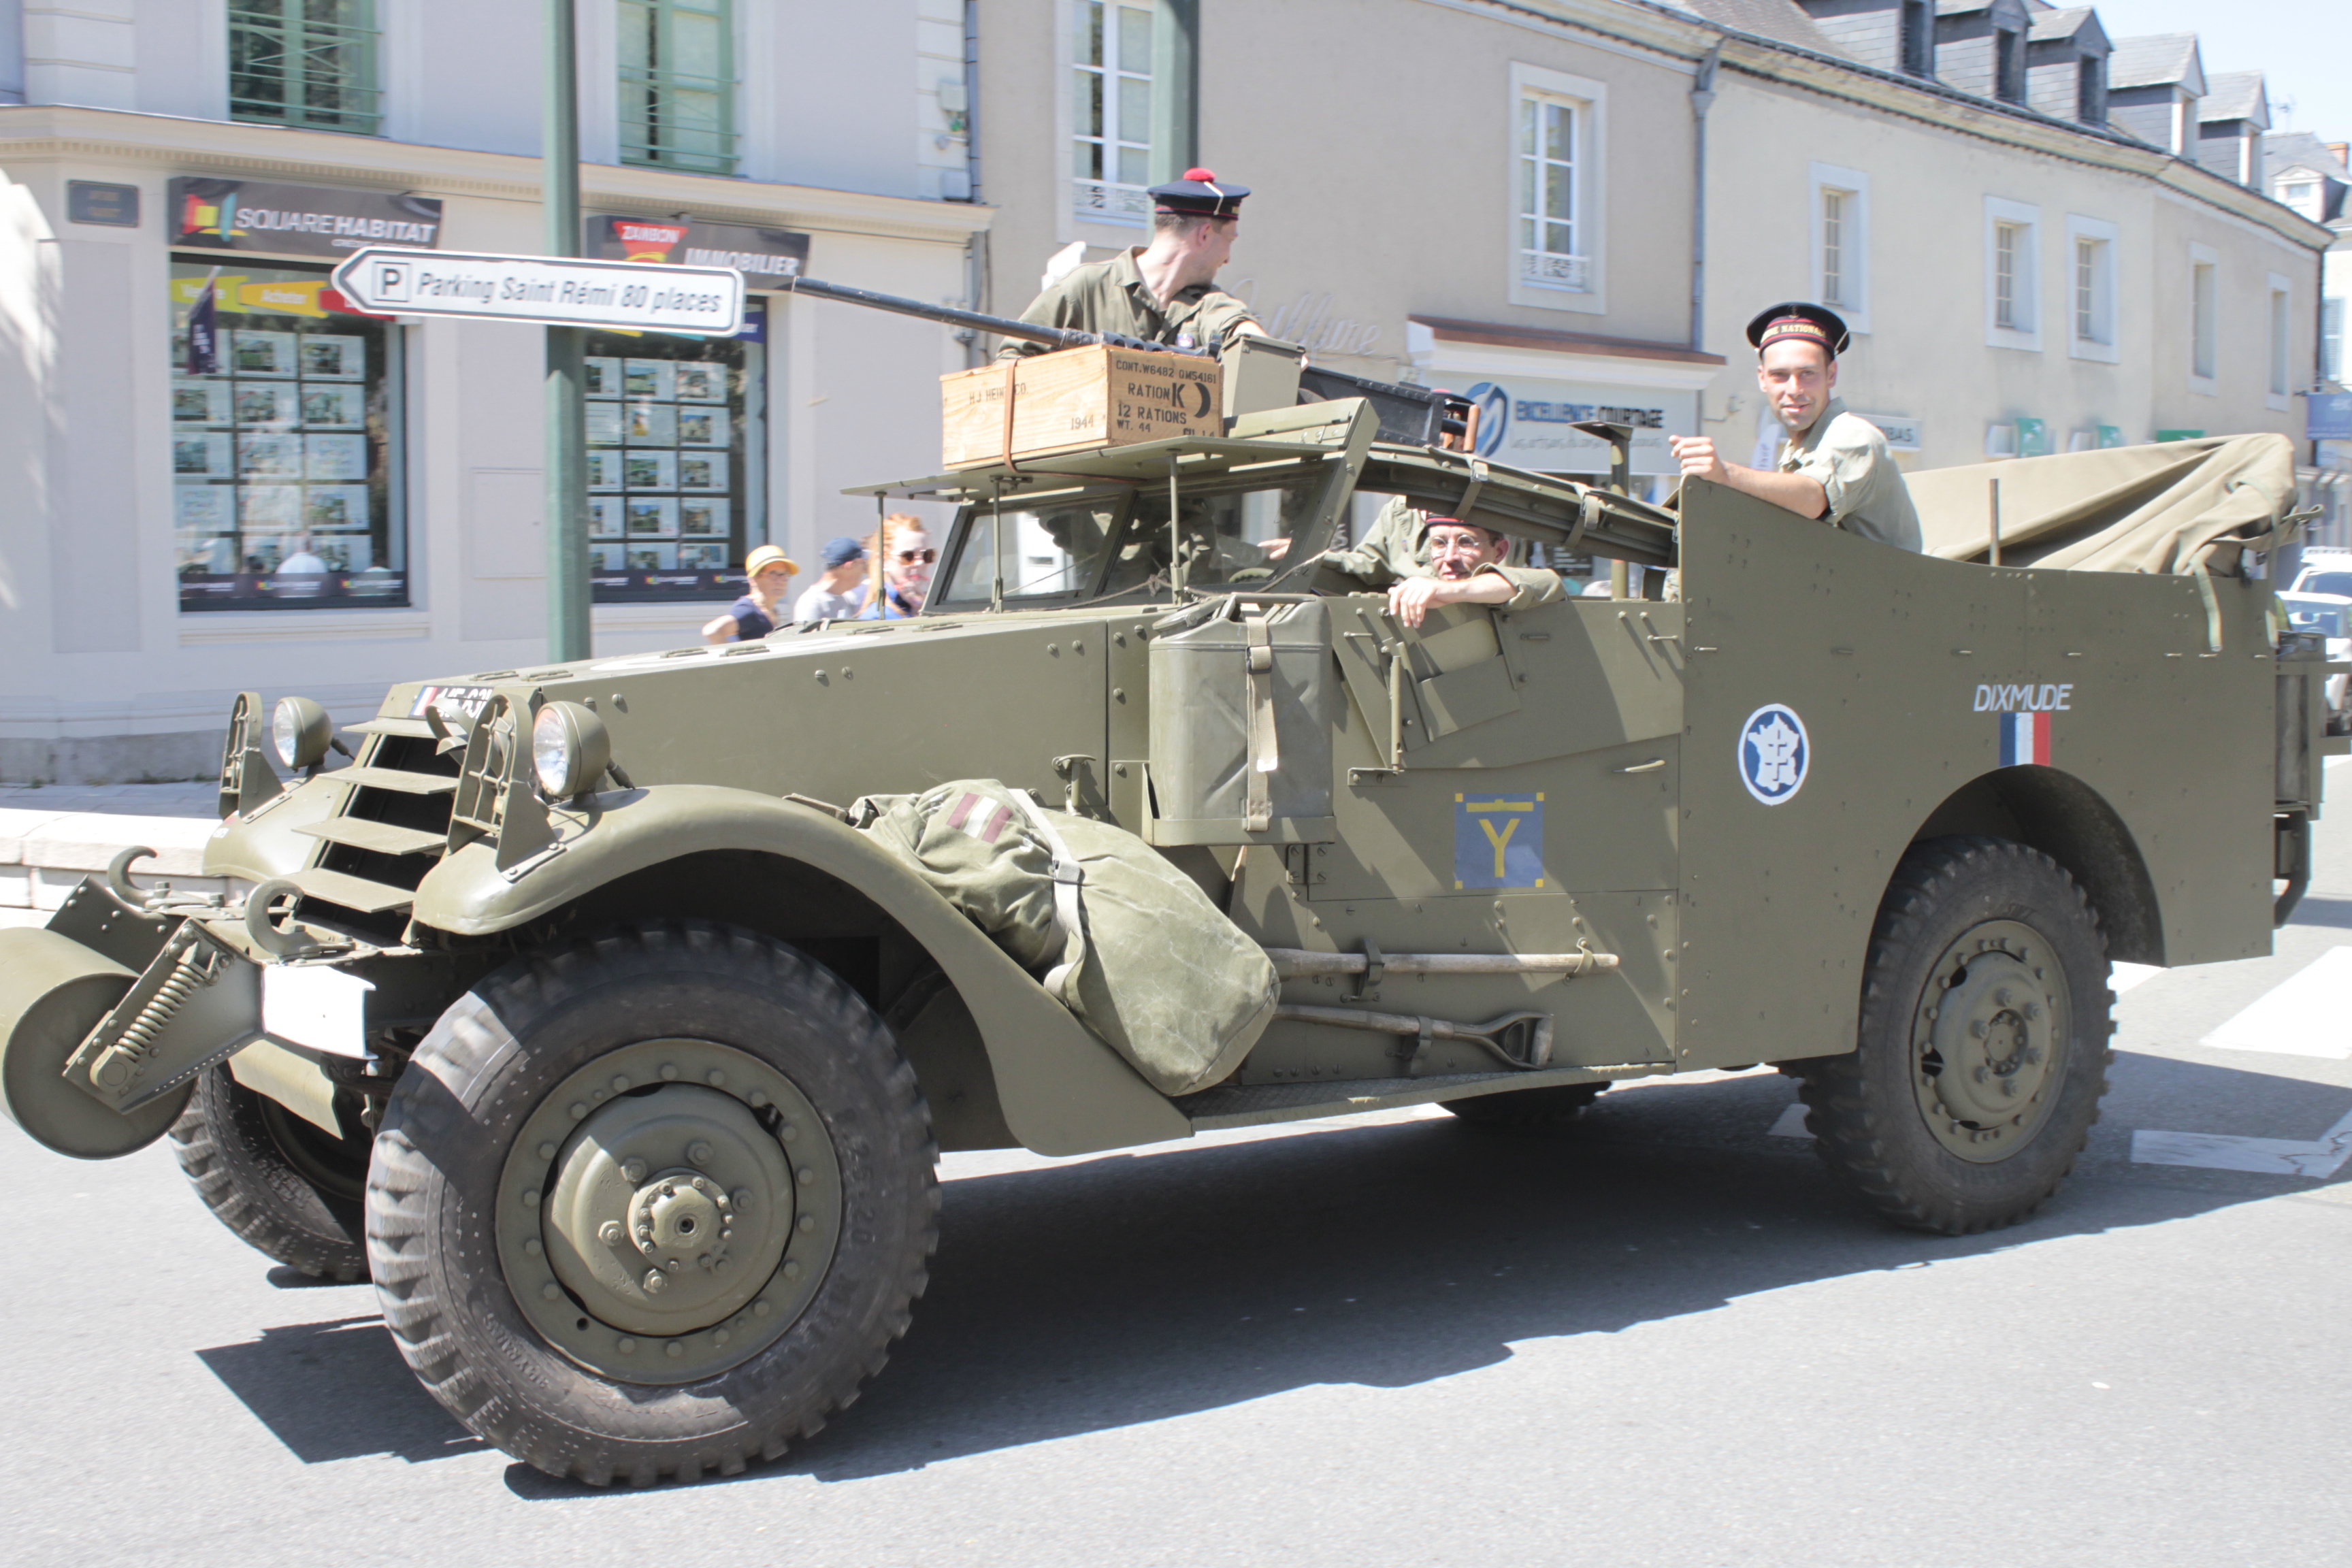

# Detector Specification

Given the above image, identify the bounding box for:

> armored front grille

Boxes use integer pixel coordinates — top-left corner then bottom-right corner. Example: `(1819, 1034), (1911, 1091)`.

(289, 732), (462, 938)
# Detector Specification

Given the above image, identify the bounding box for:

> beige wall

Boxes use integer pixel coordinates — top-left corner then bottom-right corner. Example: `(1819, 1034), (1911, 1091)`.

(977, 0), (1700, 386)
(1701, 72), (2317, 472)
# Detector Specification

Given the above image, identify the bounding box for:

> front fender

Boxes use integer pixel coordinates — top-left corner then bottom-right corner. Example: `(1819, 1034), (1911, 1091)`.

(412, 785), (1192, 1156)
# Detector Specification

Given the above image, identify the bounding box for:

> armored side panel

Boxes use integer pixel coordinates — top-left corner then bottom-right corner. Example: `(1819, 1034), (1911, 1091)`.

(1219, 592), (1686, 1084)
(1147, 598), (1335, 843)
(1673, 480), (2274, 1068)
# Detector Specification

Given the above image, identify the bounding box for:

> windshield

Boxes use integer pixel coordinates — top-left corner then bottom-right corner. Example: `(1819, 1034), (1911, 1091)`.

(930, 472), (1328, 610)
(2295, 571), (2352, 600)
(2285, 599), (2349, 638)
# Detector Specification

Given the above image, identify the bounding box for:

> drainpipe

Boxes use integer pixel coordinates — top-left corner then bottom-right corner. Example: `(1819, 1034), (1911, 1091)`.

(959, 0), (988, 367)
(1689, 40), (1722, 351)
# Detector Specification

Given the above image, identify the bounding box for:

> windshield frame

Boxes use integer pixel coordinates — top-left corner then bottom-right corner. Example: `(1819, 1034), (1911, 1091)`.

(925, 458), (1343, 614)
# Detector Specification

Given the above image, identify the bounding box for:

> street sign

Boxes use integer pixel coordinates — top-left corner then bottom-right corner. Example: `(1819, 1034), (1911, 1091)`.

(329, 246), (745, 336)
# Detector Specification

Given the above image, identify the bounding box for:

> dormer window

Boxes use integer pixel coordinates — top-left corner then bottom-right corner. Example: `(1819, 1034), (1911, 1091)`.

(1995, 27), (2026, 103)
(2281, 180), (2321, 219)
(1901, 0), (1933, 78)
(2077, 55), (2106, 123)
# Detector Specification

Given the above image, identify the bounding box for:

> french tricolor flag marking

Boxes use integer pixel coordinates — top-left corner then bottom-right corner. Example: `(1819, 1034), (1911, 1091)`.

(2000, 710), (2051, 766)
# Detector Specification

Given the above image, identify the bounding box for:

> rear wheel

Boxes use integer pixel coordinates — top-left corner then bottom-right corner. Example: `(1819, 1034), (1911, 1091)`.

(169, 1064), (368, 1281)
(1793, 836), (2112, 1235)
(1441, 1081), (1607, 1126)
(365, 921), (938, 1486)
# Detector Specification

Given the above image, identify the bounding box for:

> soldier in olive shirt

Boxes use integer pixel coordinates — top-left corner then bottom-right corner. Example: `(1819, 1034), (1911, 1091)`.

(1665, 301), (1922, 552)
(1322, 508), (1564, 627)
(1002, 169), (1264, 358)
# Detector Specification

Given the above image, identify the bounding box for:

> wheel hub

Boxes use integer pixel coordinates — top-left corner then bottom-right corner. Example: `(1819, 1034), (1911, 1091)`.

(1911, 921), (2071, 1162)
(495, 1039), (842, 1385)
(542, 1087), (790, 1334)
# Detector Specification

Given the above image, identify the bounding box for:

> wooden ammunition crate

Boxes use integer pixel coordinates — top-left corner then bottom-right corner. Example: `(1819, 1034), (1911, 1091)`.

(941, 345), (1222, 469)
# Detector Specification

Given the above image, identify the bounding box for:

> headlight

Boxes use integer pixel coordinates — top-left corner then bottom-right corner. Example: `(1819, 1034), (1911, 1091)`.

(532, 702), (612, 800)
(271, 696), (332, 770)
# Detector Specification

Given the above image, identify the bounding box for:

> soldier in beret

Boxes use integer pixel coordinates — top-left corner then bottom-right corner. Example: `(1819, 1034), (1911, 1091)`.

(1002, 169), (1264, 358)
(1667, 302), (1921, 551)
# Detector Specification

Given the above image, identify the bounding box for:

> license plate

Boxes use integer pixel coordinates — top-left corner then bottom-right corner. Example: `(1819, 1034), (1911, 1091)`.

(261, 963), (376, 1058)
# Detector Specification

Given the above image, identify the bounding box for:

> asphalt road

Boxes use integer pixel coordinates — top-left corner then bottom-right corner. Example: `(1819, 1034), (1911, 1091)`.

(5, 766), (2349, 1567)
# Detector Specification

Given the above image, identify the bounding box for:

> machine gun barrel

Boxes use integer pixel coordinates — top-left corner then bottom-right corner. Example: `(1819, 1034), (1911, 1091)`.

(779, 274), (1457, 446)
(777, 275), (1194, 357)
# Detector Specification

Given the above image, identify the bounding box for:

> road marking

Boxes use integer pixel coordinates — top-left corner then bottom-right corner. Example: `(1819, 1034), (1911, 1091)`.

(2111, 962), (2163, 996)
(2132, 1107), (2352, 1179)
(2200, 946), (2352, 1059)
(1768, 1103), (1813, 1139)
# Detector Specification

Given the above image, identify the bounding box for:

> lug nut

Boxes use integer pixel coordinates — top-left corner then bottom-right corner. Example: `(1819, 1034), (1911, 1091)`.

(666, 1341), (683, 1358)
(660, 1064), (679, 1081)
(622, 1158), (647, 1183)
(688, 1141), (714, 1165)
(599, 1222), (623, 1244)
(1971, 1020), (1987, 1039)
(616, 1337), (636, 1354)
(732, 1188), (752, 1210)
(523, 1237), (542, 1257)
(612, 1075), (630, 1092)
(644, 1269), (668, 1294)
(538, 1143), (557, 1160)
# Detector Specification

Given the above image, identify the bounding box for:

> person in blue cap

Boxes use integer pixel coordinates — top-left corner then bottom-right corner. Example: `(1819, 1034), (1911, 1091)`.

(1666, 301), (1921, 551)
(1001, 169), (1264, 358)
(793, 536), (872, 624)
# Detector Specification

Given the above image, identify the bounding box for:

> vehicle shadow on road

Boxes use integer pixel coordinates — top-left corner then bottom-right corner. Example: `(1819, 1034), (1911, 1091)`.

(485, 1059), (2337, 1498)
(195, 1312), (487, 1465)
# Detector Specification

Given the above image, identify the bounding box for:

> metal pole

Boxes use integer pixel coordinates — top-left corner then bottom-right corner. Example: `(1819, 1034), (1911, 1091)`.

(1148, 0), (1198, 186)
(1988, 476), (2002, 568)
(544, 0), (589, 662)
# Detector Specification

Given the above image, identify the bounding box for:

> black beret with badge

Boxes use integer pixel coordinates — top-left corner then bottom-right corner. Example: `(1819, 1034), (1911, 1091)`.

(1149, 167), (1249, 220)
(1745, 300), (1852, 358)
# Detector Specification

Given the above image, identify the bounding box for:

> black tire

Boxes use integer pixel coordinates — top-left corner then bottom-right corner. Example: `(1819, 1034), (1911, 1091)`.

(365, 921), (938, 1486)
(169, 1063), (368, 1281)
(1441, 1081), (1607, 1126)
(1793, 836), (2112, 1236)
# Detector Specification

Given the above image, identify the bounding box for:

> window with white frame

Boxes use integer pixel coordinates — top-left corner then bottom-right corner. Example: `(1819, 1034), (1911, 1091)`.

(1984, 197), (2041, 349)
(2278, 180), (2321, 220)
(2065, 214), (2117, 363)
(1071, 1), (1154, 224)
(1518, 96), (1582, 289)
(1810, 164), (1869, 331)
(1507, 64), (1606, 314)
(2189, 244), (2218, 386)
(2324, 296), (2345, 385)
(2268, 273), (2293, 408)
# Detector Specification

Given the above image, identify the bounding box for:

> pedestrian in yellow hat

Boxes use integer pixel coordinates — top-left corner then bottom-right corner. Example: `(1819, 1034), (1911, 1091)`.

(702, 543), (799, 643)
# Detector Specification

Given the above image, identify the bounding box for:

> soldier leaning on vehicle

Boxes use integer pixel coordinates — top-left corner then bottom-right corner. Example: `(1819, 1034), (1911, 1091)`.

(1320, 508), (1564, 627)
(1667, 301), (1922, 553)
(1001, 169), (1264, 359)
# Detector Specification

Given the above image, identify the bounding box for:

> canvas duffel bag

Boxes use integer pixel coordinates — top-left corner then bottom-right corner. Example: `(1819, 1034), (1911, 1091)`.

(853, 779), (1277, 1097)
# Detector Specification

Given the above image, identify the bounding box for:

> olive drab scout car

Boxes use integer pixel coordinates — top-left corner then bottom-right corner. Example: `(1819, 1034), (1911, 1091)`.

(2, 323), (2342, 1488)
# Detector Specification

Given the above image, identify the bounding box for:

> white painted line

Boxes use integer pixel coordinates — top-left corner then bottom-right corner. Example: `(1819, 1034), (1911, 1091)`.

(1768, 1102), (1813, 1139)
(2132, 1107), (2352, 1180)
(2110, 962), (2164, 996)
(2200, 945), (2352, 1060)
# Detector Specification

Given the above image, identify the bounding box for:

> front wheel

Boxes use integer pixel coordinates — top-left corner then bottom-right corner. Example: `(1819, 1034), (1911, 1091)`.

(169, 1064), (369, 1281)
(365, 922), (938, 1486)
(1793, 837), (2112, 1236)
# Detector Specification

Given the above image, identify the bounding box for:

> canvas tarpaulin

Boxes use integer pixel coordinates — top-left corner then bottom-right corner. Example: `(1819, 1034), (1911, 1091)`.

(1907, 434), (2305, 574)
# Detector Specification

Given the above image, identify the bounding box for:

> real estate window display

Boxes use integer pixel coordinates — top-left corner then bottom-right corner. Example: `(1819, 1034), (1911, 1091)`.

(583, 301), (766, 603)
(169, 253), (406, 610)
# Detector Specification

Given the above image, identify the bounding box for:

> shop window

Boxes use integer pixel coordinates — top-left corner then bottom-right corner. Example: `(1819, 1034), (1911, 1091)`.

(620, 0), (740, 176)
(228, 0), (382, 136)
(170, 255), (406, 612)
(1071, 0), (1154, 224)
(583, 303), (767, 604)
